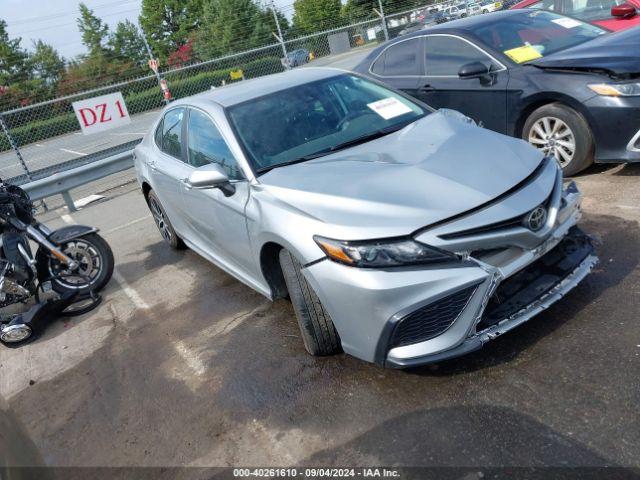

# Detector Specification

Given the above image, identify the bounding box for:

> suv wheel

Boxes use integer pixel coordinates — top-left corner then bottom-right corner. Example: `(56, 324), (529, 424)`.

(279, 249), (341, 356)
(147, 190), (185, 250)
(523, 103), (594, 176)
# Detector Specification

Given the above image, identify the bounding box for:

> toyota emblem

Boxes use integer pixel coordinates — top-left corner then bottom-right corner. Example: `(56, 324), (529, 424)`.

(526, 206), (548, 232)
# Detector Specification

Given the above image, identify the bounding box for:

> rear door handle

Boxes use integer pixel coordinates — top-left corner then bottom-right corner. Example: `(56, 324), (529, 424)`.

(181, 178), (192, 190)
(148, 160), (157, 170)
(419, 84), (435, 93)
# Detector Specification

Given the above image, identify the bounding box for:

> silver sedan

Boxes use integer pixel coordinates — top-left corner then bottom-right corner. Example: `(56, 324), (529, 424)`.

(134, 67), (597, 368)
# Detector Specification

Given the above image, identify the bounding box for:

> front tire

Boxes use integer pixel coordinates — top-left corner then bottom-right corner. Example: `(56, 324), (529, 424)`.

(0, 323), (34, 348)
(42, 233), (114, 295)
(278, 249), (341, 356)
(523, 103), (594, 176)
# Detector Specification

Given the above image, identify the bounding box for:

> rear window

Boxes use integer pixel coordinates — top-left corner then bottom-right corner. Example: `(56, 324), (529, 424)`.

(472, 11), (606, 63)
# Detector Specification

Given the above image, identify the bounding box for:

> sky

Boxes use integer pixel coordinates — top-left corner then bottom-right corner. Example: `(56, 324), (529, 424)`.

(1, 0), (296, 60)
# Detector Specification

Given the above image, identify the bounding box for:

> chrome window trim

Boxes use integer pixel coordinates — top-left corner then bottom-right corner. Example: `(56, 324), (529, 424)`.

(627, 128), (640, 152)
(368, 33), (508, 80)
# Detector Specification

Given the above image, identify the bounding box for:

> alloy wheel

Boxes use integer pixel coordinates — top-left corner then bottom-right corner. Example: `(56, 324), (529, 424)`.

(49, 239), (103, 289)
(528, 116), (576, 167)
(149, 197), (172, 242)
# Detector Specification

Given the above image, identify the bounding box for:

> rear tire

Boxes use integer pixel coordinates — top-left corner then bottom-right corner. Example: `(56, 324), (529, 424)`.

(523, 103), (594, 176)
(147, 189), (185, 250)
(278, 249), (341, 356)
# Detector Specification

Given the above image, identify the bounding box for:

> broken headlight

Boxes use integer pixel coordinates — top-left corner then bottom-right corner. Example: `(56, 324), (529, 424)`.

(314, 236), (458, 268)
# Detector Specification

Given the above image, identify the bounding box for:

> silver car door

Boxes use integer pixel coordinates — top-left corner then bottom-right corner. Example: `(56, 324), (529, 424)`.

(150, 107), (192, 235)
(180, 107), (256, 279)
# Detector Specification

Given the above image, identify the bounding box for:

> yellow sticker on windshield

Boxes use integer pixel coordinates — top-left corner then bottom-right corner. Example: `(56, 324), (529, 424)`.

(504, 45), (543, 64)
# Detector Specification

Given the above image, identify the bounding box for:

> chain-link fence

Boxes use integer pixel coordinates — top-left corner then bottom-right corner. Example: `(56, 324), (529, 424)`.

(0, 0), (502, 208)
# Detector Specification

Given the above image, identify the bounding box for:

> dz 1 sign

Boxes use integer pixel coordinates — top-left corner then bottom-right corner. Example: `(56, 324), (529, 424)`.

(72, 92), (131, 135)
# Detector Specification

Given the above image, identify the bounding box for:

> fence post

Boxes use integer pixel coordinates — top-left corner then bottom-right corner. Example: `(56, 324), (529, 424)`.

(271, 1), (289, 69)
(0, 113), (33, 181)
(377, 0), (389, 42)
(139, 25), (171, 106)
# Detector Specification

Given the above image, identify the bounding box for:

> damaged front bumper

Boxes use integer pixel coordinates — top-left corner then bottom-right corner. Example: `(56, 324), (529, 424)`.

(303, 171), (598, 368)
(386, 227), (597, 367)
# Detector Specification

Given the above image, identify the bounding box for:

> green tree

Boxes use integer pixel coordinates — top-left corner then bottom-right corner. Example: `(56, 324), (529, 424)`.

(0, 19), (43, 108)
(139, 0), (203, 61)
(77, 3), (110, 57)
(193, 0), (277, 59)
(343, 0), (423, 21)
(28, 40), (65, 87)
(292, 0), (343, 34)
(0, 19), (30, 86)
(109, 20), (147, 67)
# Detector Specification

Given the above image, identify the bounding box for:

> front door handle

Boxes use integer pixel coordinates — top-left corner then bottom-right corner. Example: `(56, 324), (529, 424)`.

(148, 160), (157, 170)
(418, 84), (435, 93)
(181, 178), (192, 190)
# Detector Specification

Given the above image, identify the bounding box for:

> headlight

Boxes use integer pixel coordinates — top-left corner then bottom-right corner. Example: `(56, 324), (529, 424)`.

(314, 236), (458, 268)
(588, 82), (640, 97)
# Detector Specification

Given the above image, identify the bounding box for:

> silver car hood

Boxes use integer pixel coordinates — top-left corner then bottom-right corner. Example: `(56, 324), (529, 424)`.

(258, 111), (543, 238)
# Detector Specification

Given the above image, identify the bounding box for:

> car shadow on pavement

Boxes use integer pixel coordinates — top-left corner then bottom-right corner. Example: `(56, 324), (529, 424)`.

(611, 163), (640, 177)
(407, 213), (640, 377)
(301, 405), (617, 467)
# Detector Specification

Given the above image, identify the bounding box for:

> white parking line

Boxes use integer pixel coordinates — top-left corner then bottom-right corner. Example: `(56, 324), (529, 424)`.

(106, 215), (151, 234)
(113, 270), (150, 310)
(60, 214), (74, 224)
(60, 148), (86, 156)
(174, 341), (206, 376)
(109, 132), (146, 136)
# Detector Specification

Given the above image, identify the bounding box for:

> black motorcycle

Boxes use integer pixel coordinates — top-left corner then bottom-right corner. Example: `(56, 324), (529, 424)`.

(0, 182), (114, 347)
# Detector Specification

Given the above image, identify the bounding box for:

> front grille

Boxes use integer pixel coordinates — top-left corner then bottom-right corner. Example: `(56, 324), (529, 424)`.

(478, 227), (593, 330)
(389, 285), (478, 348)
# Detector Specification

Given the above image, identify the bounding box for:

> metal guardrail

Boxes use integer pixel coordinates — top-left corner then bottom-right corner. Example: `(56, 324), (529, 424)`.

(21, 149), (136, 212)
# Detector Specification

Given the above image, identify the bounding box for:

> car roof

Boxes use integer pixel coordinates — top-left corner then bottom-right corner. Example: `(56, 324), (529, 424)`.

(175, 67), (345, 109)
(403, 9), (532, 36)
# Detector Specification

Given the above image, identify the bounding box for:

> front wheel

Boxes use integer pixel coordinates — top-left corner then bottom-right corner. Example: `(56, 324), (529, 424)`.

(38, 233), (114, 294)
(523, 103), (594, 176)
(278, 249), (341, 356)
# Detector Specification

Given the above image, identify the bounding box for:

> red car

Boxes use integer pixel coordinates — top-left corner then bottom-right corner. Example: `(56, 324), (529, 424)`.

(510, 0), (640, 30)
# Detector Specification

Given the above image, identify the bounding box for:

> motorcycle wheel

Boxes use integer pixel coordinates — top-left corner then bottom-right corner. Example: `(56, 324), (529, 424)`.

(38, 233), (115, 295)
(0, 323), (33, 347)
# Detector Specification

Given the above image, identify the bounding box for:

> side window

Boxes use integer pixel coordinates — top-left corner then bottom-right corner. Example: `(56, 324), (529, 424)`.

(371, 38), (421, 77)
(565, 0), (623, 21)
(187, 109), (243, 180)
(161, 108), (185, 160)
(425, 36), (500, 76)
(154, 119), (163, 148)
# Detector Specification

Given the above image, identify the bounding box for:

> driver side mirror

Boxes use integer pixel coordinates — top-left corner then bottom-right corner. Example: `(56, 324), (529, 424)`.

(611, 2), (637, 18)
(187, 163), (236, 196)
(458, 61), (491, 79)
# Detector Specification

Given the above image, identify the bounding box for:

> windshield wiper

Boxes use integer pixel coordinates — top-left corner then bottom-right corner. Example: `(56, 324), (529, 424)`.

(256, 123), (410, 174)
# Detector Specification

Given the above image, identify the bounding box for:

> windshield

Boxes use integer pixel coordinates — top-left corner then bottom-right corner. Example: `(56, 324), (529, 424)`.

(226, 74), (427, 173)
(472, 11), (606, 64)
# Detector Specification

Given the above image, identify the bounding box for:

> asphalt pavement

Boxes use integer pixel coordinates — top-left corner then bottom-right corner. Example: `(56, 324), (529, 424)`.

(0, 162), (638, 470)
